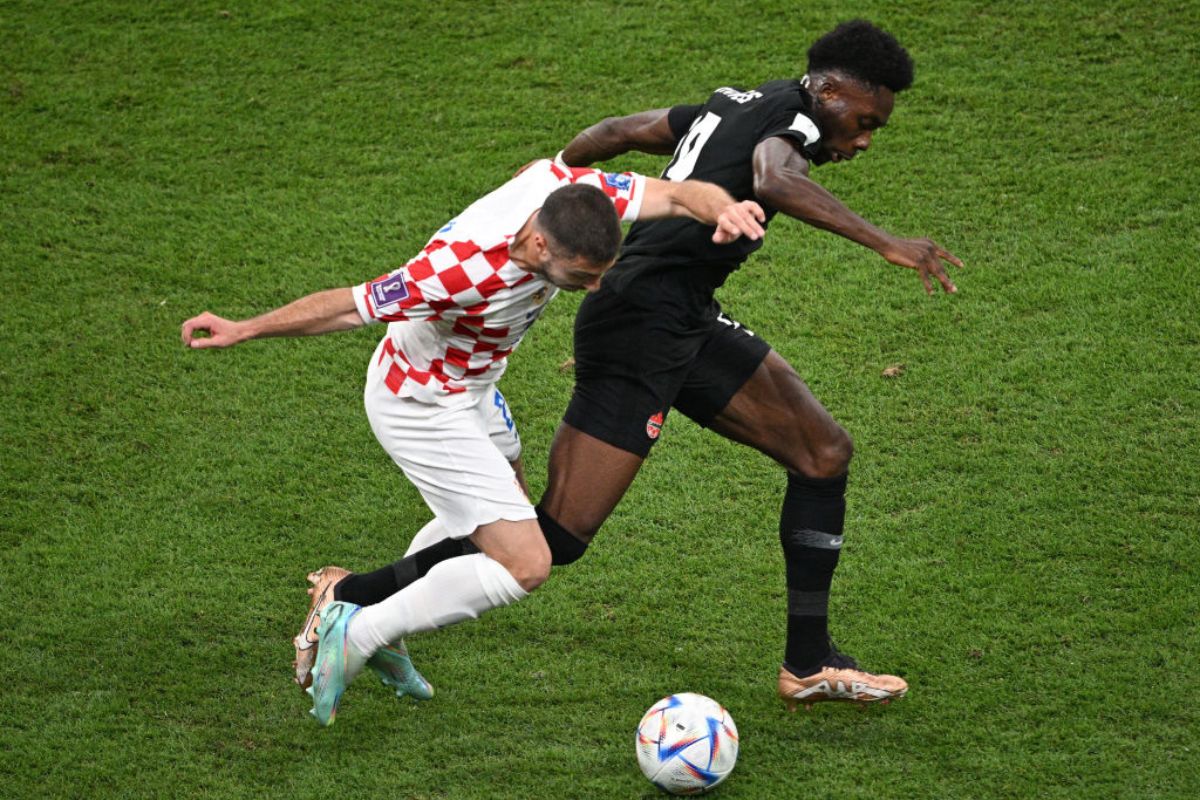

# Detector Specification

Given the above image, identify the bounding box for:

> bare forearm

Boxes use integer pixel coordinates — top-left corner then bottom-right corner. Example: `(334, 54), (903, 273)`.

(635, 178), (764, 244)
(183, 287), (363, 350)
(751, 138), (963, 294)
(241, 288), (362, 340)
(774, 175), (895, 254)
(665, 180), (737, 225)
(753, 137), (895, 255)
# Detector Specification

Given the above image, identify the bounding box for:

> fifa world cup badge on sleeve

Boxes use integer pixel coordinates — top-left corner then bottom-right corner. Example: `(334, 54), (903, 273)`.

(370, 273), (410, 312)
(604, 172), (633, 191)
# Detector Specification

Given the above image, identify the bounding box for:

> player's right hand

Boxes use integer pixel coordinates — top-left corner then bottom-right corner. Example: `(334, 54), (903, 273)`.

(881, 237), (963, 295)
(181, 311), (244, 349)
(712, 200), (766, 244)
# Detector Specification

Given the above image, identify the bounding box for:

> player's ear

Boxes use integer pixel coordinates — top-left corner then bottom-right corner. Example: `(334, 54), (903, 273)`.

(528, 210), (548, 254)
(819, 76), (840, 101)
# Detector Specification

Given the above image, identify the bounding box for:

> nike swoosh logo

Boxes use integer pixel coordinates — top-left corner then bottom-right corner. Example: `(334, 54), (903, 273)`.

(297, 584), (334, 650)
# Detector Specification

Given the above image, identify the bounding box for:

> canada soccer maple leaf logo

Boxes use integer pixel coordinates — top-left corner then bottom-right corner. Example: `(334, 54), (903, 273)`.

(645, 411), (664, 440)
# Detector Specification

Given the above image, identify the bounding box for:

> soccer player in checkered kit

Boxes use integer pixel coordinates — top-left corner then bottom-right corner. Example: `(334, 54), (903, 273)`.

(181, 159), (765, 725)
(322, 21), (964, 711)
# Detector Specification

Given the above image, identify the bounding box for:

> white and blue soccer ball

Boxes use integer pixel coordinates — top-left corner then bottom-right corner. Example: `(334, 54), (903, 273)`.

(635, 692), (739, 795)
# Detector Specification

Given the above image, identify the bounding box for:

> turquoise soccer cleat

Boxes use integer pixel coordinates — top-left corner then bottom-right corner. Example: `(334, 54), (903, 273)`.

(308, 600), (368, 726)
(368, 639), (434, 701)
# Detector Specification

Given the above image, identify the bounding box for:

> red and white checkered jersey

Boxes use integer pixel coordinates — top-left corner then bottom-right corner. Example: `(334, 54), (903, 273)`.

(352, 159), (646, 403)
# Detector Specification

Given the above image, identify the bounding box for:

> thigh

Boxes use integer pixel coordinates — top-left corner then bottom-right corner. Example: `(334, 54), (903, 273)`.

(540, 421), (646, 542)
(563, 284), (709, 459)
(673, 309), (772, 427)
(551, 286), (710, 539)
(705, 349), (850, 476)
(364, 385), (535, 539)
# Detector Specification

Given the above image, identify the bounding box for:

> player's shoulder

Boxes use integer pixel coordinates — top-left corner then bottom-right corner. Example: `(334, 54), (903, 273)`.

(449, 161), (563, 242)
(756, 78), (805, 97)
(703, 79), (804, 111)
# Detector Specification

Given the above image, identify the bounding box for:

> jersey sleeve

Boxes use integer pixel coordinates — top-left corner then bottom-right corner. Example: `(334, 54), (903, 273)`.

(667, 104), (703, 140)
(759, 106), (822, 158)
(553, 165), (647, 222)
(352, 241), (492, 324)
(352, 265), (439, 325)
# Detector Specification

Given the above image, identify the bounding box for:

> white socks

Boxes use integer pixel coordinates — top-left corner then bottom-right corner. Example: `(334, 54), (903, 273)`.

(348, 552), (527, 655)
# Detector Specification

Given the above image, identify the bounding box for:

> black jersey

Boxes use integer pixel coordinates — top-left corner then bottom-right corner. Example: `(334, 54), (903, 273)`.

(604, 79), (823, 303)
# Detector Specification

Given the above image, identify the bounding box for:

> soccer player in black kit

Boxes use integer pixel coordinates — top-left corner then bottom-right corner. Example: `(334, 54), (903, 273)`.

(537, 18), (964, 709)
(319, 20), (961, 710)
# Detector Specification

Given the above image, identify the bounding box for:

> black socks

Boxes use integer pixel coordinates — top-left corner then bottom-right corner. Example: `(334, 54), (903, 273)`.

(334, 537), (477, 606)
(779, 471), (847, 675)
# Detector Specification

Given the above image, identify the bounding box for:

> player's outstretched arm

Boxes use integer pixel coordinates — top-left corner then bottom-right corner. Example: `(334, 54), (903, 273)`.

(560, 108), (680, 166)
(181, 287), (364, 349)
(752, 137), (963, 294)
(639, 178), (766, 244)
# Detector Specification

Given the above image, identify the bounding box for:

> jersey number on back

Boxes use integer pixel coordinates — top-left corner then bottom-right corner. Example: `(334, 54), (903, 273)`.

(664, 112), (722, 182)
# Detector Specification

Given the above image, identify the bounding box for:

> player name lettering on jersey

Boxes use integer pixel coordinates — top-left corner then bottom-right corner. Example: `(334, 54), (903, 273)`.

(714, 87), (763, 104)
(616, 79), (821, 298)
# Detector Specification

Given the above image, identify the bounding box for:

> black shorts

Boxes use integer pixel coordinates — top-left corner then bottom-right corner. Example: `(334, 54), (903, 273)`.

(563, 280), (771, 457)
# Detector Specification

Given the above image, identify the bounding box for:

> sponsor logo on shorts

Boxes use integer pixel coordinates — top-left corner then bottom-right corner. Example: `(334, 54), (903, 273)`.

(716, 312), (755, 337)
(645, 411), (664, 440)
(370, 274), (410, 307)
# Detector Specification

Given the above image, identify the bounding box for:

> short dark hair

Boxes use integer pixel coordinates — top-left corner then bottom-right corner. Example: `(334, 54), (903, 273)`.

(537, 184), (623, 265)
(807, 19), (914, 93)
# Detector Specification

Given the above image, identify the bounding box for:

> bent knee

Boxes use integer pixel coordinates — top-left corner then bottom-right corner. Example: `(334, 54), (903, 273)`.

(812, 427), (854, 475)
(785, 426), (853, 477)
(509, 545), (552, 593)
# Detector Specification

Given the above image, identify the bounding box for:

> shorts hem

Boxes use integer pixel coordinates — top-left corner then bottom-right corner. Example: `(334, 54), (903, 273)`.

(437, 506), (538, 540)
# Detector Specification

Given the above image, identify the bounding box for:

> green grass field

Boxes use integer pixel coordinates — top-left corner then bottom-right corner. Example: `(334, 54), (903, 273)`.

(3, 2), (1198, 797)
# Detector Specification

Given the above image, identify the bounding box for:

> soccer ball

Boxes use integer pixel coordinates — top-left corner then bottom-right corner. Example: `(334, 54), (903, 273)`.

(635, 693), (739, 795)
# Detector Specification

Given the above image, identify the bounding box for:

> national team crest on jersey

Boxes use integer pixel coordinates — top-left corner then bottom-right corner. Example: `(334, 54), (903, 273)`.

(646, 411), (664, 440)
(369, 273), (410, 309)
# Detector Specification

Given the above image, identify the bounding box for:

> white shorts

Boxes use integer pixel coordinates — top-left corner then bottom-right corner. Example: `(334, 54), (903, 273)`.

(364, 337), (531, 539)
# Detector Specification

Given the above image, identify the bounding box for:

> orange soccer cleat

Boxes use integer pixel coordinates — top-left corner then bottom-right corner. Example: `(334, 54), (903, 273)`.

(778, 647), (908, 711)
(293, 566), (350, 689)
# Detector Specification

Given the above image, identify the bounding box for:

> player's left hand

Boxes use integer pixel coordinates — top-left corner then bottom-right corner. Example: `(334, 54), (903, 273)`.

(881, 237), (964, 295)
(712, 200), (766, 244)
